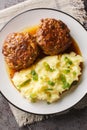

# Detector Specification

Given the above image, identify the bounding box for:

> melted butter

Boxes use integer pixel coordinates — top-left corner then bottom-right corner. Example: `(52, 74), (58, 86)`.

(21, 25), (39, 35)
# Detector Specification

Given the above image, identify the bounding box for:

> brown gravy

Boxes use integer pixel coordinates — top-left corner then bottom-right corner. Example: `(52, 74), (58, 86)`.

(6, 25), (82, 79)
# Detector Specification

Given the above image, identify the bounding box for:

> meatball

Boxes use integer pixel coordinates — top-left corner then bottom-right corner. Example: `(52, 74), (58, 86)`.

(36, 18), (72, 55)
(2, 32), (39, 70)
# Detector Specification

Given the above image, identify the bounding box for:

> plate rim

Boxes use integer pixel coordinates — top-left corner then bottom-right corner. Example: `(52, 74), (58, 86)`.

(0, 8), (86, 115)
(0, 8), (86, 32)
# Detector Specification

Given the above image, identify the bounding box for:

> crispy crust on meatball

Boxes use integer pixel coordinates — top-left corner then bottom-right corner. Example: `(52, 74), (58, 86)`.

(36, 18), (72, 55)
(2, 32), (39, 70)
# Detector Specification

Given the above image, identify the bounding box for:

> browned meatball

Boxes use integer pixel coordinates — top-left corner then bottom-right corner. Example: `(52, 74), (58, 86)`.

(36, 18), (72, 55)
(2, 32), (39, 70)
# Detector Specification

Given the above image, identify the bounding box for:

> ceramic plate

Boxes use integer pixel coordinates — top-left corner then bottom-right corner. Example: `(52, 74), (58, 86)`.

(0, 8), (87, 115)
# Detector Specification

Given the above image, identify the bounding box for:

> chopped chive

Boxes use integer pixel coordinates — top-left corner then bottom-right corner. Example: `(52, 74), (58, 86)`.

(45, 88), (53, 91)
(31, 70), (38, 81)
(33, 74), (38, 81)
(68, 60), (73, 65)
(73, 71), (77, 76)
(30, 93), (36, 102)
(64, 57), (73, 65)
(60, 74), (66, 83)
(17, 79), (31, 88)
(64, 56), (68, 60)
(62, 82), (70, 89)
(48, 80), (55, 86)
(43, 62), (55, 72)
(60, 74), (70, 89)
(31, 70), (36, 75)
(63, 69), (70, 74)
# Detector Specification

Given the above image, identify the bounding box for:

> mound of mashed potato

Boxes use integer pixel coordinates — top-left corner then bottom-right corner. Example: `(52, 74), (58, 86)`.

(12, 52), (83, 103)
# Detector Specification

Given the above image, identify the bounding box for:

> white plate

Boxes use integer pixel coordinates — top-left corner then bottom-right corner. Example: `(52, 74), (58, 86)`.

(0, 8), (87, 115)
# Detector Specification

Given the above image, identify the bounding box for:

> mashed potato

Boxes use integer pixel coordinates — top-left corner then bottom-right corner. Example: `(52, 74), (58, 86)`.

(12, 52), (83, 103)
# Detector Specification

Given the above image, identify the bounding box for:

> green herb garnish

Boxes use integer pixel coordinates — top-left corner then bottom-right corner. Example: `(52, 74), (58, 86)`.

(64, 57), (73, 65)
(60, 74), (66, 83)
(30, 93), (37, 102)
(31, 70), (36, 75)
(43, 62), (55, 72)
(63, 69), (70, 74)
(17, 79), (31, 88)
(45, 88), (53, 91)
(33, 75), (38, 81)
(62, 82), (70, 89)
(73, 71), (77, 76)
(31, 70), (38, 81)
(48, 80), (55, 86)
(60, 74), (70, 89)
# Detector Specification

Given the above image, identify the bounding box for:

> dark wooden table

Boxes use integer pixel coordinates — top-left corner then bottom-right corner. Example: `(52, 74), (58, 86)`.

(0, 1), (87, 130)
